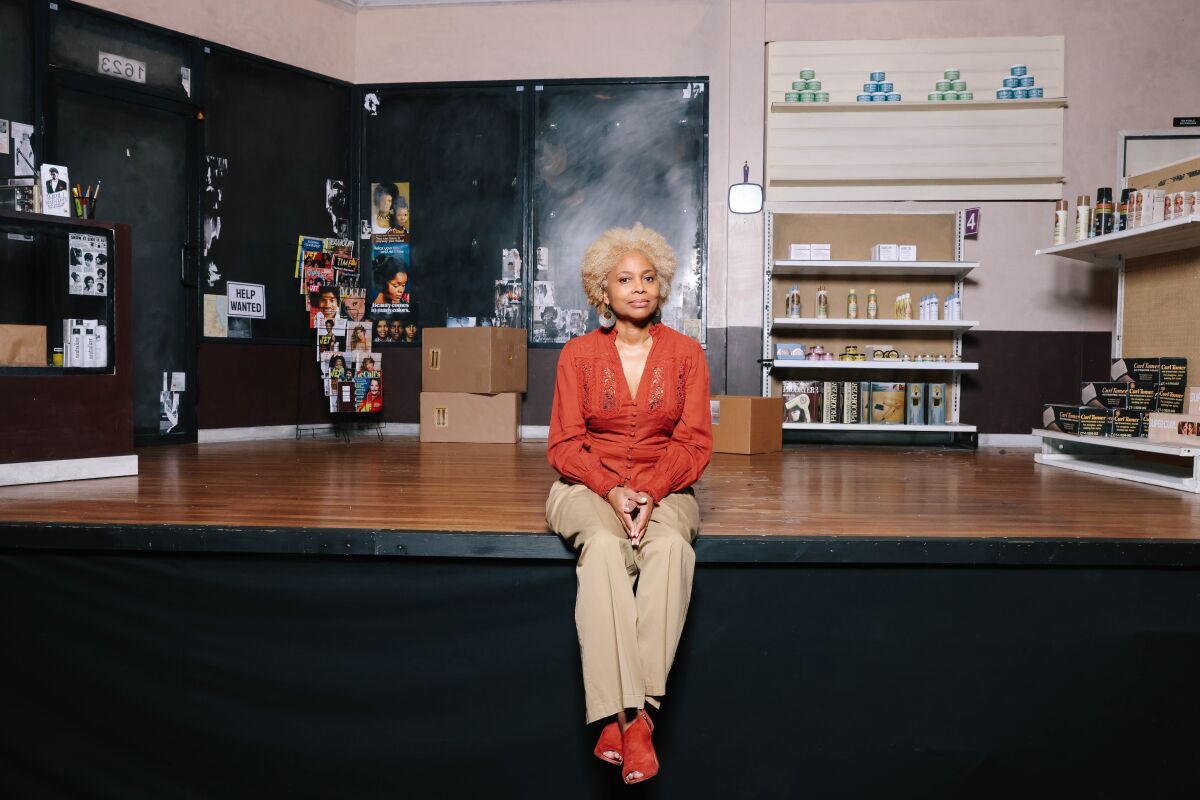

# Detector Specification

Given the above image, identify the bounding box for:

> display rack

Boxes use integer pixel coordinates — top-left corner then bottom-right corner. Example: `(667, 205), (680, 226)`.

(1033, 215), (1200, 491)
(763, 211), (977, 445)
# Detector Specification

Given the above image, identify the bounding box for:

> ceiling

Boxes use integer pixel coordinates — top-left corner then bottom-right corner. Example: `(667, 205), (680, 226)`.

(339, 0), (556, 7)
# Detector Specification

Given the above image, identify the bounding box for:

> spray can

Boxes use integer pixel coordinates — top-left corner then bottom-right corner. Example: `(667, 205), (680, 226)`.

(1093, 187), (1114, 237)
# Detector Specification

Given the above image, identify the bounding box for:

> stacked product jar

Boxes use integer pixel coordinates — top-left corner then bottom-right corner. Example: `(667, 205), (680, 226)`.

(855, 71), (901, 103)
(784, 68), (830, 104)
(927, 69), (973, 101)
(995, 64), (1044, 100)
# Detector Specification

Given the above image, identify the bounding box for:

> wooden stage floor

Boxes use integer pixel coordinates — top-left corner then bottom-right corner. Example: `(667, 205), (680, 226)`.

(1, 439), (1199, 539)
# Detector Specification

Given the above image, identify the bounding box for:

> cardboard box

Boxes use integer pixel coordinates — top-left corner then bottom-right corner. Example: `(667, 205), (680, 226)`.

(1127, 153), (1200, 195)
(781, 380), (822, 423)
(871, 243), (899, 261)
(1081, 381), (1128, 409)
(1042, 404), (1079, 434)
(906, 383), (926, 425)
(419, 392), (520, 443)
(1111, 357), (1188, 386)
(1110, 408), (1146, 438)
(841, 381), (861, 424)
(710, 396), (783, 454)
(1155, 384), (1186, 414)
(1077, 406), (1112, 437)
(927, 383), (948, 425)
(422, 327), (527, 394)
(1127, 382), (1157, 411)
(1146, 413), (1200, 447)
(809, 244), (831, 260)
(1188, 387), (1200, 416)
(897, 245), (918, 261)
(868, 382), (905, 424)
(0, 324), (47, 366)
(788, 243), (811, 260)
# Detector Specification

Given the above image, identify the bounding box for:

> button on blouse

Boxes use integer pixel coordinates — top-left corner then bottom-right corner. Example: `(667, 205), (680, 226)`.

(547, 323), (713, 503)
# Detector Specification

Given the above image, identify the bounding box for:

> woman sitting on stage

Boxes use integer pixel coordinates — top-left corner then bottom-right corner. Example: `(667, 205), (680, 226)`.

(546, 223), (712, 786)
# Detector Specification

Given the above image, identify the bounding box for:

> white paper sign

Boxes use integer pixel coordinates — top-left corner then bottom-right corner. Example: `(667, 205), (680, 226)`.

(227, 281), (266, 318)
(98, 51), (147, 84)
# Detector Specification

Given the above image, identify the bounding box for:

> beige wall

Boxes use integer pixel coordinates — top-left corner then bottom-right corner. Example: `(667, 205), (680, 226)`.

(80, 0), (1197, 333)
(78, 0), (357, 81)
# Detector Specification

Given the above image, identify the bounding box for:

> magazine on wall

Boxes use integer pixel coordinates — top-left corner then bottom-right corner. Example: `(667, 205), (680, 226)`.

(68, 233), (109, 296)
(295, 235), (324, 279)
(340, 287), (369, 324)
(344, 320), (373, 354)
(355, 373), (383, 412)
(316, 318), (346, 359)
(369, 182), (410, 237)
(370, 234), (411, 315)
(302, 251), (335, 295)
(40, 164), (70, 217)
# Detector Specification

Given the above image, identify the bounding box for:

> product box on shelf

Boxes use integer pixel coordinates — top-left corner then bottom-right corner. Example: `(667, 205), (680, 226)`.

(419, 391), (521, 443)
(1081, 381), (1128, 409)
(871, 244), (899, 261)
(781, 380), (822, 423)
(822, 381), (841, 424)
(927, 383), (948, 425)
(1146, 413), (1200, 447)
(1155, 384), (1186, 414)
(422, 327), (527, 394)
(867, 382), (905, 424)
(1077, 406), (1113, 437)
(842, 381), (861, 424)
(0, 324), (47, 366)
(1042, 404), (1080, 434)
(897, 245), (918, 262)
(710, 396), (783, 454)
(810, 244), (831, 261)
(788, 244), (811, 260)
(906, 383), (926, 425)
(1127, 383), (1157, 411)
(1110, 408), (1146, 438)
(1111, 357), (1187, 386)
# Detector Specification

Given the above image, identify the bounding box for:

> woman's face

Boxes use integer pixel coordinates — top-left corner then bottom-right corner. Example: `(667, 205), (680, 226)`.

(389, 320), (403, 339)
(343, 296), (366, 321)
(378, 193), (393, 215)
(385, 272), (407, 302)
(352, 326), (366, 343)
(404, 323), (417, 340)
(369, 378), (381, 395)
(395, 206), (410, 229)
(318, 291), (339, 317)
(375, 320), (388, 338)
(603, 251), (660, 323)
(331, 357), (345, 370)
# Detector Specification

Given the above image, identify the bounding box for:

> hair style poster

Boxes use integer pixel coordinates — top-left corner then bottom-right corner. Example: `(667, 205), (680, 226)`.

(68, 233), (109, 296)
(374, 311), (419, 345)
(494, 279), (523, 328)
(325, 179), (349, 239)
(369, 182), (410, 238)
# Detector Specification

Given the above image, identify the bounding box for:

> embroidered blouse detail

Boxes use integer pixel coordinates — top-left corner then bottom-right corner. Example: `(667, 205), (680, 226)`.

(547, 324), (713, 503)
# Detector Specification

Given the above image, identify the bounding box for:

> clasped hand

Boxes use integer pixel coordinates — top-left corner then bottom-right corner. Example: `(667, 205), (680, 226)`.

(607, 486), (655, 547)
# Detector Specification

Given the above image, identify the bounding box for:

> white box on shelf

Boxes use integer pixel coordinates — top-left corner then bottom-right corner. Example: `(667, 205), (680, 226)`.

(788, 244), (812, 260)
(871, 244), (899, 261)
(810, 244), (831, 260)
(898, 245), (918, 261)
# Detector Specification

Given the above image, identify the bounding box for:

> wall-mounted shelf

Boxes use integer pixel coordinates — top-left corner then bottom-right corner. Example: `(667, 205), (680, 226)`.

(771, 98), (1067, 113)
(774, 359), (979, 372)
(773, 259), (977, 278)
(786, 422), (977, 433)
(1033, 430), (1200, 494)
(772, 317), (977, 333)
(1035, 215), (1200, 264)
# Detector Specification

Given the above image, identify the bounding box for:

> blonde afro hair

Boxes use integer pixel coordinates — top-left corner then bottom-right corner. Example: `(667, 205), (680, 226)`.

(580, 223), (678, 308)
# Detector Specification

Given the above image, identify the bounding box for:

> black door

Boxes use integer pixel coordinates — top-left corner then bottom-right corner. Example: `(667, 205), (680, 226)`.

(47, 83), (197, 444)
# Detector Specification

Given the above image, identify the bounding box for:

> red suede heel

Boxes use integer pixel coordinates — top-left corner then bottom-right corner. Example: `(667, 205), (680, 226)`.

(594, 721), (623, 765)
(620, 710), (659, 785)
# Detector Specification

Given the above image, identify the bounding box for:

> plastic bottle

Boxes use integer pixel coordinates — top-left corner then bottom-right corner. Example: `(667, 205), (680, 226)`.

(1075, 194), (1092, 241)
(1053, 199), (1069, 244)
(785, 284), (802, 318)
(867, 288), (878, 320)
(816, 286), (829, 319)
(847, 288), (858, 319)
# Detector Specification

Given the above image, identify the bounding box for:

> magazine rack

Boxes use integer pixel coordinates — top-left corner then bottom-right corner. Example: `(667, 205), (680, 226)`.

(0, 211), (135, 484)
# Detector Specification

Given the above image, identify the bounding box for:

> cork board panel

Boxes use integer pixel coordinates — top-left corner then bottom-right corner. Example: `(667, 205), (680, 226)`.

(1127, 154), (1200, 194)
(771, 213), (957, 262)
(1123, 246), (1200, 371)
(770, 275), (960, 319)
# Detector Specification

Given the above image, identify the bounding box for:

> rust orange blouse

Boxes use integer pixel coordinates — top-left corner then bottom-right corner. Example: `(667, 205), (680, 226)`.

(547, 323), (713, 503)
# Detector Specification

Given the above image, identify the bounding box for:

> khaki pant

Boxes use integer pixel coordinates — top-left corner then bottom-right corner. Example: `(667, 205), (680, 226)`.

(546, 479), (700, 724)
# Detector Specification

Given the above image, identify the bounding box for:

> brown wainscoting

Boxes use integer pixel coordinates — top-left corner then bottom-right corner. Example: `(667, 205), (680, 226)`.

(197, 342), (422, 428)
(961, 330), (1112, 433)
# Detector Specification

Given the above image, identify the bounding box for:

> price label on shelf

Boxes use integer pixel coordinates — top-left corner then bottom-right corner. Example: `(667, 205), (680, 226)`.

(97, 51), (147, 84)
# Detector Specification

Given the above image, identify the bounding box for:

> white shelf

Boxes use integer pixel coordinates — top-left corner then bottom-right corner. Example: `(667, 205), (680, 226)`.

(1035, 215), (1200, 264)
(1033, 430), (1199, 457)
(774, 359), (978, 371)
(771, 98), (1067, 113)
(785, 422), (975, 433)
(1032, 430), (1200, 493)
(773, 259), (977, 278)
(772, 317), (977, 333)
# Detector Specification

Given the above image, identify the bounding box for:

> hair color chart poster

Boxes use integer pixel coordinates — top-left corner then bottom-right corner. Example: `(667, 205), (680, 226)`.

(68, 233), (109, 296)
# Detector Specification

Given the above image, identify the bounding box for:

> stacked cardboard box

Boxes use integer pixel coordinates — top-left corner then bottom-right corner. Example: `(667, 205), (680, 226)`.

(420, 328), (526, 443)
(1042, 357), (1188, 438)
(710, 396), (783, 454)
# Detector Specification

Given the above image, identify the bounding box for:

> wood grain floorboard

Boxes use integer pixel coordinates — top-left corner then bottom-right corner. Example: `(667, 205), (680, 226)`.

(0, 439), (1198, 538)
